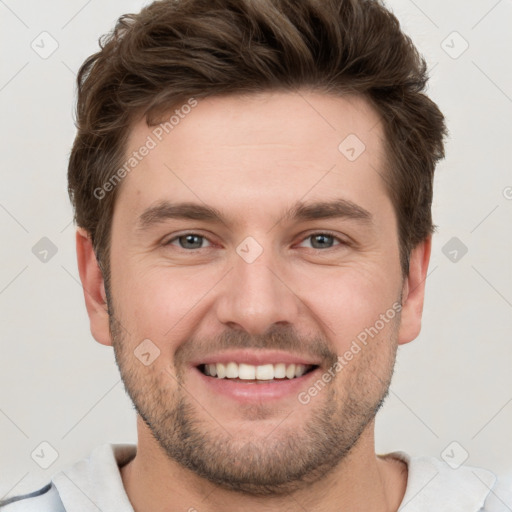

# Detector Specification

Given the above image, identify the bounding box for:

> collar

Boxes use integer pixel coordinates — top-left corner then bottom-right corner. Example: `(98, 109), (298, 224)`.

(51, 444), (496, 511)
(52, 444), (136, 511)
(387, 450), (496, 511)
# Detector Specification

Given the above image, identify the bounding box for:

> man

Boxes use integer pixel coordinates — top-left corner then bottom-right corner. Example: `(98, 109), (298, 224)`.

(1, 0), (510, 510)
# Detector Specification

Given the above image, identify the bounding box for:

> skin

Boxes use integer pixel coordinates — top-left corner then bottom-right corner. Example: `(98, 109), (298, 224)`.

(76, 90), (431, 511)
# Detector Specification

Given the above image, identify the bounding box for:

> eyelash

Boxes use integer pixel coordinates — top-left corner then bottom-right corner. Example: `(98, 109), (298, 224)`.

(163, 231), (349, 251)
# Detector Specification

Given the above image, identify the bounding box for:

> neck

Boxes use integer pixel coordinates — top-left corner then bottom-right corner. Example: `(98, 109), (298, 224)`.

(120, 417), (408, 512)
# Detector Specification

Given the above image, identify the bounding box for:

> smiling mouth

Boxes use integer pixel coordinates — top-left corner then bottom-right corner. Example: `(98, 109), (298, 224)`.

(198, 362), (318, 381)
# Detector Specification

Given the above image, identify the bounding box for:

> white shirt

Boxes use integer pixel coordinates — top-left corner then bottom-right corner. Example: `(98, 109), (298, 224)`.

(1, 443), (511, 511)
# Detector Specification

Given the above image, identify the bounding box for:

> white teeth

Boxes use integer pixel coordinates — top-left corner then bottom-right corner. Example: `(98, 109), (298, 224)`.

(294, 364), (306, 378)
(225, 362), (238, 378)
(203, 362), (313, 380)
(285, 364), (296, 379)
(295, 364), (306, 377)
(255, 364), (274, 380)
(238, 363), (256, 380)
(274, 363), (286, 378)
(216, 363), (226, 379)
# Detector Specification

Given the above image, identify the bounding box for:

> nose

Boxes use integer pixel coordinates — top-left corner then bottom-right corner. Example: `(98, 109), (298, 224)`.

(214, 241), (301, 335)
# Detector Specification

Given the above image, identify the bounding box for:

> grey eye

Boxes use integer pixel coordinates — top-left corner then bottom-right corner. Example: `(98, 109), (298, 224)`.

(308, 234), (336, 249)
(167, 233), (211, 249)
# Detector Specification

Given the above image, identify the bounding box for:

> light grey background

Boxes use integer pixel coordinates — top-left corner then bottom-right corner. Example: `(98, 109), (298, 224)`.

(1, 0), (511, 499)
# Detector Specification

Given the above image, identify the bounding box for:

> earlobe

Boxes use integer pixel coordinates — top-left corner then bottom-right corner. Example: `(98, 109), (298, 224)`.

(76, 228), (113, 346)
(397, 236), (432, 346)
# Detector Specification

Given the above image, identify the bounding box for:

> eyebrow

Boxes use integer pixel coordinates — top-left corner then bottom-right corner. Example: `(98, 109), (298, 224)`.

(135, 198), (374, 231)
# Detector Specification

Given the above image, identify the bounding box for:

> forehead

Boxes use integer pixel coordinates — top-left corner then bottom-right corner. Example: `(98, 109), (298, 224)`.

(114, 91), (391, 229)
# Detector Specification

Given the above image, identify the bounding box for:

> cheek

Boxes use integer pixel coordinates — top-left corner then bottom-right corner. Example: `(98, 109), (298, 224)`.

(298, 264), (399, 345)
(114, 264), (219, 339)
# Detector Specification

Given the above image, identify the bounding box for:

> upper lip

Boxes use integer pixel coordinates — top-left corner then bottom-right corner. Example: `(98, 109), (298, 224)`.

(190, 349), (322, 367)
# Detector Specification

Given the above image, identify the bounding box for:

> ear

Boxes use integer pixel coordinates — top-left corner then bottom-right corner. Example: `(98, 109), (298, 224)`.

(397, 235), (432, 345)
(76, 227), (113, 346)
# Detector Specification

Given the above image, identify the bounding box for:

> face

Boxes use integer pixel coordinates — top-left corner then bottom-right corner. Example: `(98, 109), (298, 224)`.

(95, 91), (420, 495)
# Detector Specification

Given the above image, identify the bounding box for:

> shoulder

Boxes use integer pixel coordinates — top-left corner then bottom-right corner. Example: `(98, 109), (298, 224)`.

(385, 450), (512, 511)
(480, 475), (512, 512)
(0, 443), (135, 512)
(0, 482), (65, 512)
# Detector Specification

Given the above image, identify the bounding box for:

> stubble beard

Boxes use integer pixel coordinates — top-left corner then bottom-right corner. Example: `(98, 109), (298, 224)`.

(109, 302), (399, 496)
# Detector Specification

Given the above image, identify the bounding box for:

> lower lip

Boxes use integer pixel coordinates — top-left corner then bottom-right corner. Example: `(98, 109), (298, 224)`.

(192, 366), (321, 402)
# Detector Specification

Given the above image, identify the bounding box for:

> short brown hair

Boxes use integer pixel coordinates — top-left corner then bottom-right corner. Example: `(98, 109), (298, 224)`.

(68, 0), (447, 290)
